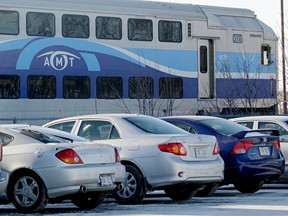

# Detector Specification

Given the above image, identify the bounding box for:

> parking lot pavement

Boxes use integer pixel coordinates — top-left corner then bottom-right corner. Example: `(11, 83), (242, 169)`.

(1, 186), (288, 215)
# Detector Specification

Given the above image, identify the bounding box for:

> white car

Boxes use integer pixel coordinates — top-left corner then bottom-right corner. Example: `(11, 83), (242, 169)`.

(0, 144), (9, 197)
(230, 115), (288, 181)
(43, 114), (225, 204)
(0, 124), (125, 212)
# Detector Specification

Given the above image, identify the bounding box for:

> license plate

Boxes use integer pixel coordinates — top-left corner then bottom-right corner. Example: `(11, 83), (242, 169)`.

(194, 147), (207, 158)
(99, 175), (114, 186)
(259, 147), (270, 156)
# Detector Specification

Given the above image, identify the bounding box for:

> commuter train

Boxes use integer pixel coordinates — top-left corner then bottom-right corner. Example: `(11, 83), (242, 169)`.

(0, 0), (278, 124)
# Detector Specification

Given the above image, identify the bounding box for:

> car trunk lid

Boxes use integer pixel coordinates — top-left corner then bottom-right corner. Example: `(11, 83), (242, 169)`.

(231, 130), (281, 160)
(169, 134), (219, 161)
(57, 142), (116, 164)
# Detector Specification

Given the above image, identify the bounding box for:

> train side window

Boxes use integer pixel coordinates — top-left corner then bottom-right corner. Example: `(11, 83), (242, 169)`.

(96, 16), (122, 40)
(26, 12), (55, 37)
(200, 45), (208, 73)
(129, 77), (154, 99)
(261, 45), (271, 65)
(0, 75), (20, 99)
(28, 75), (56, 99)
(158, 20), (182, 43)
(62, 14), (89, 38)
(96, 77), (123, 99)
(63, 76), (90, 99)
(159, 77), (183, 99)
(128, 18), (153, 41)
(0, 10), (19, 35)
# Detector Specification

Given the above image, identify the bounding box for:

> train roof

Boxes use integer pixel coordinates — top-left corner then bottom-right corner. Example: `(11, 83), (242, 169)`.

(0, 0), (276, 39)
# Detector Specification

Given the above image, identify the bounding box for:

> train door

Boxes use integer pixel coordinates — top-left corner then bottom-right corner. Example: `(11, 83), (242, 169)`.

(198, 39), (215, 99)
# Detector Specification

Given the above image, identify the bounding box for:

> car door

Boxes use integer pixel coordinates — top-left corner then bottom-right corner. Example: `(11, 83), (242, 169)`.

(0, 142), (9, 194)
(76, 119), (123, 150)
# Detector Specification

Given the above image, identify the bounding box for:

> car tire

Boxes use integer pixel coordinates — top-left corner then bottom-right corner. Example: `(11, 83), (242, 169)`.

(8, 171), (48, 213)
(234, 181), (263, 193)
(113, 165), (145, 204)
(164, 185), (199, 201)
(71, 192), (106, 209)
(195, 183), (219, 197)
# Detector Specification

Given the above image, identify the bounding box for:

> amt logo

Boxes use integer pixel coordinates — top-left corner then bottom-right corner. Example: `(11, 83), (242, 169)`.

(38, 51), (80, 71)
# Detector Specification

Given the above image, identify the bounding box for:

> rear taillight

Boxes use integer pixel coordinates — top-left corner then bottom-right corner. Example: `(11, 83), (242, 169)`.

(273, 140), (281, 150)
(230, 141), (254, 155)
(56, 149), (83, 164)
(0, 145), (2, 161)
(114, 148), (121, 163)
(158, 143), (187, 156)
(213, 143), (220, 155)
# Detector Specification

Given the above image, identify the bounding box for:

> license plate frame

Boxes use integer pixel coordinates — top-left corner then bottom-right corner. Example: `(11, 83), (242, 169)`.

(194, 147), (207, 158)
(259, 146), (270, 156)
(99, 174), (114, 187)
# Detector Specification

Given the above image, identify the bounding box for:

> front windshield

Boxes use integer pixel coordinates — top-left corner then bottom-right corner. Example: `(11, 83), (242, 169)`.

(124, 116), (189, 134)
(199, 119), (250, 135)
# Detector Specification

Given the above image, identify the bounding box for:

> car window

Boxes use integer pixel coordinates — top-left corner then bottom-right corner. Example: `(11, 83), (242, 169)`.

(199, 119), (250, 135)
(169, 122), (197, 134)
(259, 122), (288, 136)
(47, 121), (75, 133)
(236, 121), (253, 129)
(124, 116), (189, 134)
(0, 133), (13, 146)
(78, 120), (120, 140)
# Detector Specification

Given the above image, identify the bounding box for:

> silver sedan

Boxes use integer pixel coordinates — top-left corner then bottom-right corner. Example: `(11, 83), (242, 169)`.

(43, 114), (225, 204)
(0, 124), (125, 213)
(0, 145), (8, 196)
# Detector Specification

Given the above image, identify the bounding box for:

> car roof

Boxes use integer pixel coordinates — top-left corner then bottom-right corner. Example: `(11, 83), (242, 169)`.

(161, 115), (224, 121)
(45, 113), (155, 123)
(230, 116), (288, 121)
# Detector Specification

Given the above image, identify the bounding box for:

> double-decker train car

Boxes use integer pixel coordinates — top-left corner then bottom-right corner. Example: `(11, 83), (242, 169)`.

(0, 0), (278, 124)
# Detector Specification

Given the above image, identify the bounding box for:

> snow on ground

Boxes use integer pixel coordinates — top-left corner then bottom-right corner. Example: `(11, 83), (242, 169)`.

(1, 185), (288, 216)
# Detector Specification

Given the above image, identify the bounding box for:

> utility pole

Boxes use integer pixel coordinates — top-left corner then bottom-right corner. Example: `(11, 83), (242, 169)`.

(281, 0), (287, 113)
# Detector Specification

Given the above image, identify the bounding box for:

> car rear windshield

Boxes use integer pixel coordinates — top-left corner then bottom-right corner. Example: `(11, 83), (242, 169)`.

(20, 129), (71, 143)
(124, 116), (189, 134)
(198, 119), (250, 135)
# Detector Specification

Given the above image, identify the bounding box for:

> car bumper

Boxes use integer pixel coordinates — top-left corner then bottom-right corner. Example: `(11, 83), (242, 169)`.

(0, 170), (9, 194)
(37, 163), (126, 198)
(225, 157), (285, 182)
(134, 154), (224, 189)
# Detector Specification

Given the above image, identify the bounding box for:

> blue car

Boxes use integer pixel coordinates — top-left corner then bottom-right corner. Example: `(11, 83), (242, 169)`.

(161, 116), (285, 196)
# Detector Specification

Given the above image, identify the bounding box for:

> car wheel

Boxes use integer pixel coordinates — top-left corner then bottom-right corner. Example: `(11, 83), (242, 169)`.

(234, 181), (263, 193)
(113, 165), (145, 204)
(195, 183), (219, 197)
(71, 192), (106, 209)
(8, 171), (48, 213)
(164, 185), (199, 201)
